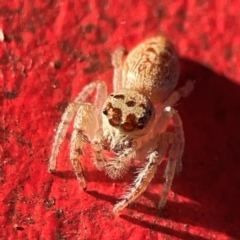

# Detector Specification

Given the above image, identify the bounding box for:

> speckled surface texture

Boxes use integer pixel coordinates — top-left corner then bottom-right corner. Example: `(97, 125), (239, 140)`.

(1, 1), (240, 239)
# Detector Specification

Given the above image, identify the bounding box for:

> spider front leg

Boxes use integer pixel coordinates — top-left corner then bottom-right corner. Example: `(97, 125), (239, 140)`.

(70, 103), (99, 190)
(105, 147), (136, 179)
(113, 135), (169, 213)
(49, 81), (107, 173)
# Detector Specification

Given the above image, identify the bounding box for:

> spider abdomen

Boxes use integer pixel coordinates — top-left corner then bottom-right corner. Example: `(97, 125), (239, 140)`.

(122, 36), (179, 104)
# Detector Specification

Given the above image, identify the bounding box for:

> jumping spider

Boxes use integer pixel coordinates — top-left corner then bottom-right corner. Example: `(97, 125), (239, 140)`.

(49, 36), (194, 213)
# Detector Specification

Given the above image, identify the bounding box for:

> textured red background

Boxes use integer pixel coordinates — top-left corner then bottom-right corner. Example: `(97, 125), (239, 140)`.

(1, 1), (240, 239)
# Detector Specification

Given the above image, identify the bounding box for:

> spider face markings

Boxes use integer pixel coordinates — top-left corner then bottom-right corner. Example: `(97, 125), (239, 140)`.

(102, 89), (155, 135)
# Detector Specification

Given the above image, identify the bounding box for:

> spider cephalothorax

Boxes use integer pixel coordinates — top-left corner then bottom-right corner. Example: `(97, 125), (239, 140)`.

(103, 89), (155, 134)
(49, 35), (193, 213)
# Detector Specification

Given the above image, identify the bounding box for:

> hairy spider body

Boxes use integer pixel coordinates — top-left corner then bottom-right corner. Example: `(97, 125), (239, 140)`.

(49, 36), (193, 213)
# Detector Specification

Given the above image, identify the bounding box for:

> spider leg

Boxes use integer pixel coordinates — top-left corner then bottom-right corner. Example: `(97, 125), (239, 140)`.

(113, 135), (169, 213)
(155, 81), (194, 116)
(158, 109), (183, 209)
(105, 147), (136, 179)
(92, 81), (108, 170)
(70, 129), (88, 190)
(158, 138), (179, 208)
(49, 101), (80, 172)
(49, 81), (106, 172)
(92, 131), (106, 171)
(173, 111), (184, 173)
(70, 103), (99, 190)
(112, 47), (124, 91)
(93, 81), (108, 118)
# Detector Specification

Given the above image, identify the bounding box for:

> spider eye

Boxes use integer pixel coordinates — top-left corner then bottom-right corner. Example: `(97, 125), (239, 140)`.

(103, 102), (112, 115)
(121, 122), (135, 131)
(109, 116), (121, 126)
(103, 104), (122, 127)
(137, 116), (148, 129)
(121, 114), (137, 132)
(103, 109), (108, 115)
(137, 125), (144, 130)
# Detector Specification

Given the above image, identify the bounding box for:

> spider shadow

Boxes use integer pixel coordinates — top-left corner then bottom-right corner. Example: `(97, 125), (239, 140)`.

(51, 170), (76, 179)
(87, 190), (118, 205)
(120, 215), (208, 240)
(51, 166), (136, 183)
(86, 190), (207, 240)
(87, 58), (240, 239)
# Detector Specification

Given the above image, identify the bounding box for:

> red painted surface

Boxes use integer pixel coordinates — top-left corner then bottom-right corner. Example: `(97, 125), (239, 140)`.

(1, 1), (240, 239)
